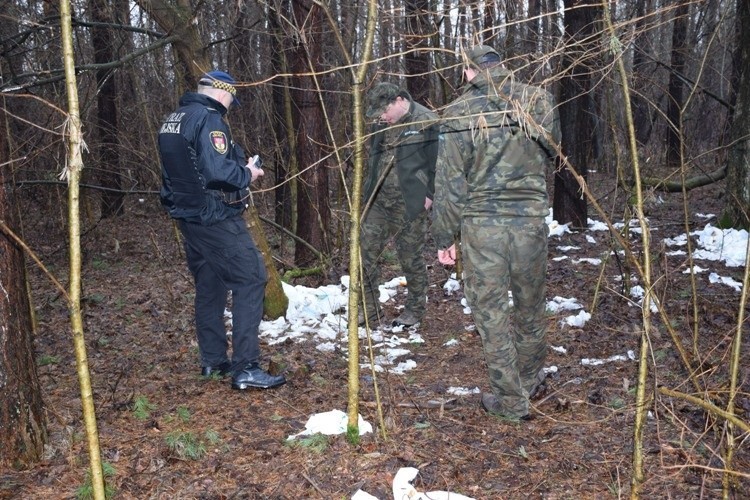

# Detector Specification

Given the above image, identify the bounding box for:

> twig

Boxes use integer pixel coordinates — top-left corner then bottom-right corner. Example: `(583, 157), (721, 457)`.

(301, 471), (326, 498)
(0, 220), (69, 302)
(657, 386), (750, 434)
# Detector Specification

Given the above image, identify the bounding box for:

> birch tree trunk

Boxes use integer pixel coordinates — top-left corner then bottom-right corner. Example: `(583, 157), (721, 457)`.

(60, 0), (106, 497)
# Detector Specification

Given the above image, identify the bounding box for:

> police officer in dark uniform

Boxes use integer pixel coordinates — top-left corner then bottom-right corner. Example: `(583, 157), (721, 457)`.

(158, 70), (285, 390)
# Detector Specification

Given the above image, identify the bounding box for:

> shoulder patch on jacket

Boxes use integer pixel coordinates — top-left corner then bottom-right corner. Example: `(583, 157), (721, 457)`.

(210, 131), (228, 154)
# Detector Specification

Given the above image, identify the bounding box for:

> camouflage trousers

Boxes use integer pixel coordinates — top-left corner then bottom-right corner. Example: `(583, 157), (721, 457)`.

(462, 218), (548, 418)
(359, 202), (429, 322)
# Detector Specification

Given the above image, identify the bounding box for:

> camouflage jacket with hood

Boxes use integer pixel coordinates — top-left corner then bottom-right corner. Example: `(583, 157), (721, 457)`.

(432, 66), (561, 249)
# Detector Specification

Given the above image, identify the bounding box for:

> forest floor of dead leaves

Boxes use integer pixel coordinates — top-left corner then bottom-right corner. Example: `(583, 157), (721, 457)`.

(2, 170), (749, 499)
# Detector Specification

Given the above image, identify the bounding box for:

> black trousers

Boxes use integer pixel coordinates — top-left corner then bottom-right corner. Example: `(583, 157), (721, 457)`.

(178, 216), (267, 376)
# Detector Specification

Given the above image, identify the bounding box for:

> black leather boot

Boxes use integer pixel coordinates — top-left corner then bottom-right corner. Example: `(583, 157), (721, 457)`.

(232, 364), (286, 390)
(201, 361), (231, 378)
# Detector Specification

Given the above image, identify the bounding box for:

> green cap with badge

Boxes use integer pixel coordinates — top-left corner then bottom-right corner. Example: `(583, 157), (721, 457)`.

(466, 45), (502, 69)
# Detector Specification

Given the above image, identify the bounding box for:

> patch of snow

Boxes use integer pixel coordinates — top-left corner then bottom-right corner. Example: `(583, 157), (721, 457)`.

(447, 386), (480, 396)
(392, 467), (476, 500)
(287, 409), (372, 440)
(573, 257), (602, 266)
(709, 273), (742, 292)
(683, 265), (707, 274)
(547, 297), (583, 313)
(443, 278), (461, 295)
(581, 350), (636, 366)
(561, 310), (591, 328)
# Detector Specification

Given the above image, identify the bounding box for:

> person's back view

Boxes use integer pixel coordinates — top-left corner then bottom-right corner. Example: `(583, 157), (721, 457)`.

(433, 46), (561, 420)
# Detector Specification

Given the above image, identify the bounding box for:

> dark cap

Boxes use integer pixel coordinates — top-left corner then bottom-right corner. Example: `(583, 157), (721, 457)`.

(466, 45), (502, 68)
(199, 70), (240, 105)
(366, 82), (408, 118)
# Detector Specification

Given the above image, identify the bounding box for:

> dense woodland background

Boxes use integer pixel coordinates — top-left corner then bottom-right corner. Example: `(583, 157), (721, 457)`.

(1, 0), (749, 498)
(3, 0), (748, 265)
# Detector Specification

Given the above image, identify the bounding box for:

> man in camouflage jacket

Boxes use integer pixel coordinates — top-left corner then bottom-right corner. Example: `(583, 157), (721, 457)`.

(360, 82), (439, 327)
(432, 46), (561, 419)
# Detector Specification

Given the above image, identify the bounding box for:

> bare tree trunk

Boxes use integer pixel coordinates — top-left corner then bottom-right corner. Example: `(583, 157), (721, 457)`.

(268, 5), (295, 234)
(553, 0), (600, 229)
(133, 0), (210, 87)
(379, 0), (396, 75)
(484, 0), (498, 44)
(438, 1), (457, 100)
(723, 0), (750, 228)
(0, 122), (47, 467)
(456, 3), (467, 48)
(404, 0), (431, 104)
(504, 0), (521, 69)
(90, 0), (124, 217)
(347, 0), (380, 440)
(666, 0), (689, 167)
(631, 0), (656, 146)
(527, 0), (541, 55)
(288, 0), (330, 267)
(469, 1), (482, 41)
(60, 0), (107, 495)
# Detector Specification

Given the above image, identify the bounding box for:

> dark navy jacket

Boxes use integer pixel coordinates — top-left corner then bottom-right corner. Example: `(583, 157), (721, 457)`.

(159, 92), (250, 225)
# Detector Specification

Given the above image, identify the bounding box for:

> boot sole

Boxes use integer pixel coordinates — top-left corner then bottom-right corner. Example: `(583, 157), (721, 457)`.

(231, 379), (286, 390)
